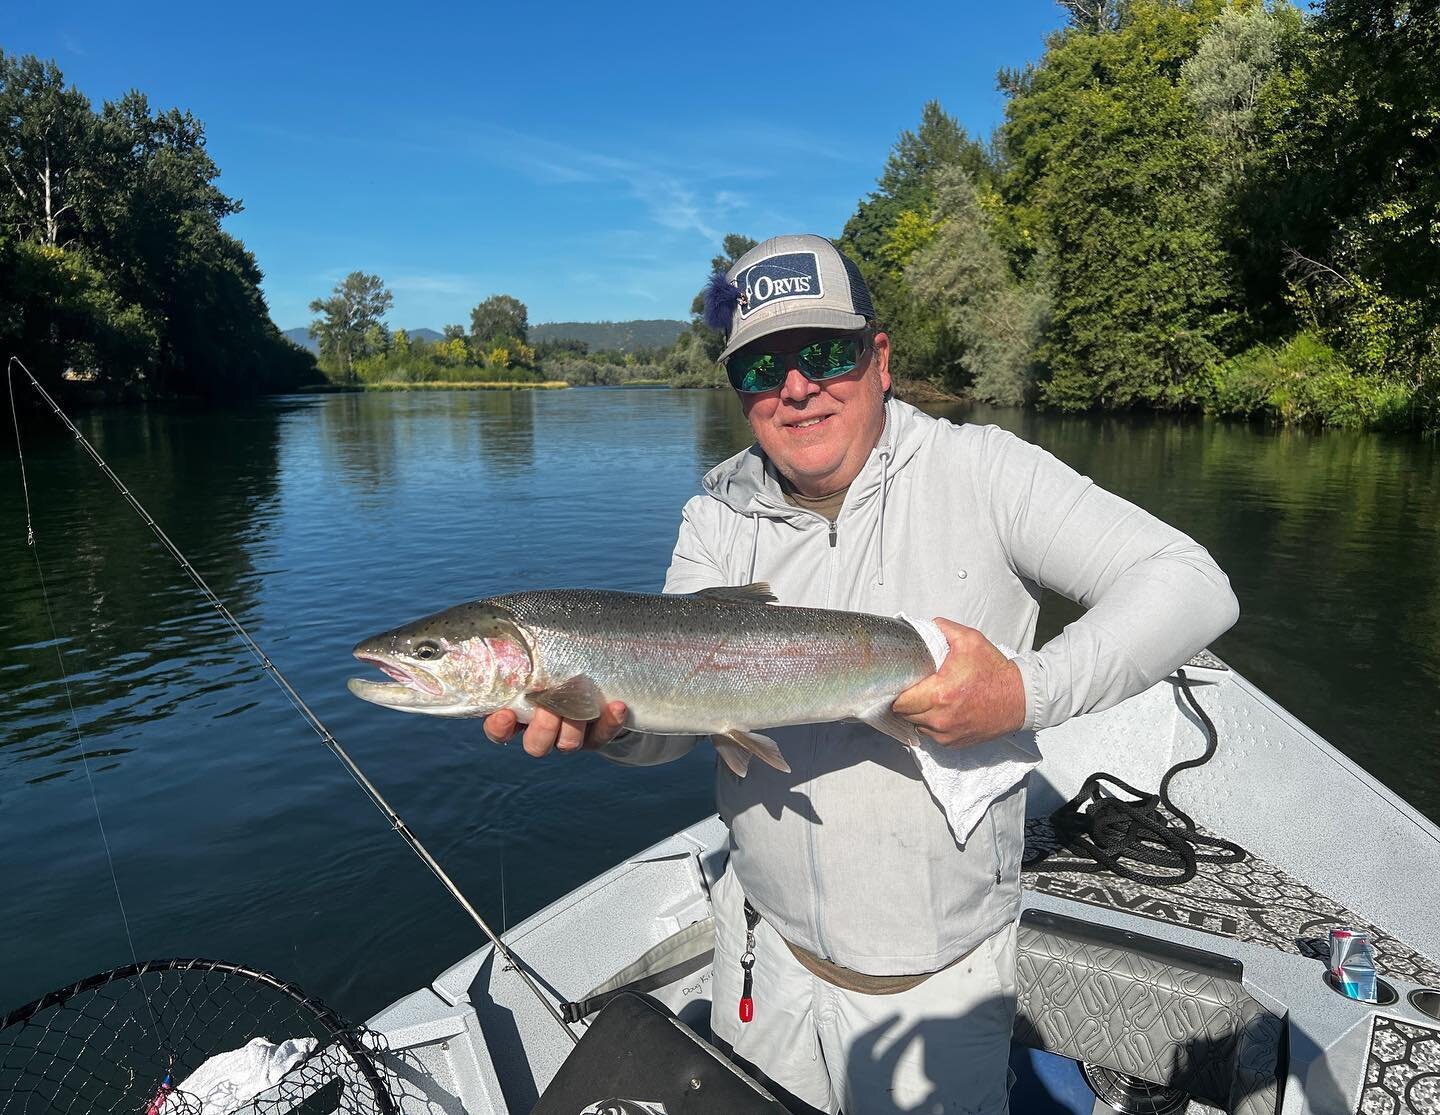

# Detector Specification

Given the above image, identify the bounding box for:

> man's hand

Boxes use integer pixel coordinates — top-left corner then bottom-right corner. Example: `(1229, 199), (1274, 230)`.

(483, 701), (629, 757)
(891, 619), (1026, 748)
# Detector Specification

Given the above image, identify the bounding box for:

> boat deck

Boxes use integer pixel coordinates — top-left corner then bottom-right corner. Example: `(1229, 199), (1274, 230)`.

(1022, 816), (1440, 987)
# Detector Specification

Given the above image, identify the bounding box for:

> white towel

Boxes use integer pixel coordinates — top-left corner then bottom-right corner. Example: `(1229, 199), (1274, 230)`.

(897, 614), (1041, 844)
(163, 1036), (316, 1115)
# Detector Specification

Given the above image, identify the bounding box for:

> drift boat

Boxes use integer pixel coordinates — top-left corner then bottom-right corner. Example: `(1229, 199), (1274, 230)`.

(366, 652), (1440, 1115)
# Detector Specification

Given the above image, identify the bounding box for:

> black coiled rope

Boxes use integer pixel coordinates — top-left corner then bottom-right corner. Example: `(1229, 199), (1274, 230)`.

(1024, 668), (1247, 886)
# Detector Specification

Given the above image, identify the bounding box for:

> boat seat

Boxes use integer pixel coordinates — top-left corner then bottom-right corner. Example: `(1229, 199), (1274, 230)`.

(1012, 909), (1284, 1115)
(534, 992), (787, 1115)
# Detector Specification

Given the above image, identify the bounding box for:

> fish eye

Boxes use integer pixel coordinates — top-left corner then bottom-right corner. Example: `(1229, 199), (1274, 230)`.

(413, 640), (444, 661)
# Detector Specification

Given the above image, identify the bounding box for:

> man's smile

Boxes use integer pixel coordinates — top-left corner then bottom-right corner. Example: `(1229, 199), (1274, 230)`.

(784, 414), (835, 431)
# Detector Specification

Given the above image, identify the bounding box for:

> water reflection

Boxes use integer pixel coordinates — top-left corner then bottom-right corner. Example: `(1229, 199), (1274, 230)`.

(1, 387), (1437, 1023)
(1, 401), (291, 781)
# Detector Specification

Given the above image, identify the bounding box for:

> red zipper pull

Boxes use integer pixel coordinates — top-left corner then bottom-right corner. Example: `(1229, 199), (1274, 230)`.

(739, 995), (754, 1023)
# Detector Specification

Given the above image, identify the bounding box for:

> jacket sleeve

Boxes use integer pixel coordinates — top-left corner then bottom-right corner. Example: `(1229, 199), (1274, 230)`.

(595, 498), (722, 767)
(977, 427), (1240, 732)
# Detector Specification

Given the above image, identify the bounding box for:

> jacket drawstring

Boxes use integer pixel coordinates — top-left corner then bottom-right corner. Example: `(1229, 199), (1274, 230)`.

(876, 449), (891, 585)
(749, 511), (759, 583)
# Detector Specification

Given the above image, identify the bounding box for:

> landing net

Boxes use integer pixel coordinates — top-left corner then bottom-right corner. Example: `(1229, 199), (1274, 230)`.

(0, 958), (399, 1115)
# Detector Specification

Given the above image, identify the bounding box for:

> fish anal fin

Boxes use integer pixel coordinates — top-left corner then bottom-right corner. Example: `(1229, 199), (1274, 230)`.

(527, 675), (605, 721)
(719, 728), (790, 774)
(695, 583), (777, 606)
(858, 702), (925, 749)
(713, 737), (752, 777)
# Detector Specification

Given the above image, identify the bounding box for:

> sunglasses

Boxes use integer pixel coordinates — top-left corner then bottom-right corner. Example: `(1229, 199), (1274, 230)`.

(725, 334), (869, 394)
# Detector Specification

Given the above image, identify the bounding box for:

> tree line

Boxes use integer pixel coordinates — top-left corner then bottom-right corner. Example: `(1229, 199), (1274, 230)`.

(822, 0), (1437, 430)
(307, 273), (681, 386)
(0, 51), (315, 398)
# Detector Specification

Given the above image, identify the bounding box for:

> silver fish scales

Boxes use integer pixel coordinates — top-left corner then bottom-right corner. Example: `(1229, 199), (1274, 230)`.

(347, 584), (936, 775)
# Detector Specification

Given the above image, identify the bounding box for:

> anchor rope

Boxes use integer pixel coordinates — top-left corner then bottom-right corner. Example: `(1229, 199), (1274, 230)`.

(1023, 668), (1247, 886)
(6, 356), (578, 1045)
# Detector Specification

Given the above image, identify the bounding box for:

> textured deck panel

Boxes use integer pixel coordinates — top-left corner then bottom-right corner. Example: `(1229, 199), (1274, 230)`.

(1022, 817), (1440, 988)
(1360, 1016), (1440, 1115)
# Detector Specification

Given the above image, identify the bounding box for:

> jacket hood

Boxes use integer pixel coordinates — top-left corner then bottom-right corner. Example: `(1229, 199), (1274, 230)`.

(701, 397), (933, 518)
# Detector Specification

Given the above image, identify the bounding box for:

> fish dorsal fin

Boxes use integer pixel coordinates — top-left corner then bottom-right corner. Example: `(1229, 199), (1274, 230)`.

(717, 728), (790, 775)
(695, 583), (776, 606)
(527, 675), (604, 721)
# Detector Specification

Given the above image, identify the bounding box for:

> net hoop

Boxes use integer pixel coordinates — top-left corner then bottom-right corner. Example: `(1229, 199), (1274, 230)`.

(0, 957), (398, 1115)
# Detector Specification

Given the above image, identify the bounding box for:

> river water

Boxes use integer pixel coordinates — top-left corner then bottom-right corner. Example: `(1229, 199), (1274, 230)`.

(1, 388), (1436, 1022)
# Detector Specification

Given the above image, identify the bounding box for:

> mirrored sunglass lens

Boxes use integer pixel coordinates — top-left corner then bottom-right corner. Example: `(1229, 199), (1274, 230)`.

(799, 338), (861, 378)
(732, 353), (781, 392)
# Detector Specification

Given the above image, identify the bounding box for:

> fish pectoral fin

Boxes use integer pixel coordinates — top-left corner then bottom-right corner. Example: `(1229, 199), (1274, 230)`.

(719, 728), (790, 774)
(713, 737), (752, 778)
(858, 701), (925, 749)
(526, 675), (605, 721)
(694, 583), (777, 606)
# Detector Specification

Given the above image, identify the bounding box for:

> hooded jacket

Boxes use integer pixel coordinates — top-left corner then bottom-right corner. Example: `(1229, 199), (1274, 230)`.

(605, 398), (1239, 974)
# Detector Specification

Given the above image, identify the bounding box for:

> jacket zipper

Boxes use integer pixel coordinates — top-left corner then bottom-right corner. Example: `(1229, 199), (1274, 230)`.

(987, 808), (1003, 885)
(808, 511), (838, 958)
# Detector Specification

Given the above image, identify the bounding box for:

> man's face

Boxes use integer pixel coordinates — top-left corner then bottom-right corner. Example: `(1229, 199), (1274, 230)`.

(738, 328), (891, 498)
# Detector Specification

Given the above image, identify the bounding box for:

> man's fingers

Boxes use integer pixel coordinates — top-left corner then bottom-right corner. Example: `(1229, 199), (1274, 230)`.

(484, 710), (518, 744)
(585, 701), (629, 750)
(891, 677), (938, 718)
(522, 709), (563, 757)
(555, 716), (587, 752)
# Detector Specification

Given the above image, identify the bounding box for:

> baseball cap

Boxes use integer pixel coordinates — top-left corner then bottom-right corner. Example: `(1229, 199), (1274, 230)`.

(705, 234), (876, 364)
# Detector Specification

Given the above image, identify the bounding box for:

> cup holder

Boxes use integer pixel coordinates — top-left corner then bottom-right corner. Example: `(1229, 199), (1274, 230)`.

(1323, 970), (1398, 1006)
(1409, 988), (1440, 1021)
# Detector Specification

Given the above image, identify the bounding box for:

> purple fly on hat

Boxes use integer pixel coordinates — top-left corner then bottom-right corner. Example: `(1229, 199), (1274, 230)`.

(706, 234), (876, 364)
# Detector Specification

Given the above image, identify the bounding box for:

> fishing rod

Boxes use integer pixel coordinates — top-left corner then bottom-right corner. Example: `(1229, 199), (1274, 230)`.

(5, 356), (578, 1045)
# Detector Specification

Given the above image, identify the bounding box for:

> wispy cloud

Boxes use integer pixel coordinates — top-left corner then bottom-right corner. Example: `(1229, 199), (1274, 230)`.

(449, 123), (759, 242)
(387, 273), (482, 296)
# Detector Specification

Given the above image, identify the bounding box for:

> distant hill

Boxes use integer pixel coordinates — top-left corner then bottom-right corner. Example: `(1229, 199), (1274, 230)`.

(283, 327), (319, 353)
(531, 319), (686, 352)
(282, 326), (444, 354)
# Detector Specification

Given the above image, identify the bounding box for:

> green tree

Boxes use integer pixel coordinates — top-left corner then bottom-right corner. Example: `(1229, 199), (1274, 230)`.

(1181, 2), (1296, 189)
(0, 52), (95, 248)
(1000, 0), (1238, 410)
(308, 272), (393, 382)
(1238, 0), (1438, 417)
(906, 169), (1047, 405)
(470, 294), (528, 345)
(0, 53), (314, 397)
(840, 102), (991, 384)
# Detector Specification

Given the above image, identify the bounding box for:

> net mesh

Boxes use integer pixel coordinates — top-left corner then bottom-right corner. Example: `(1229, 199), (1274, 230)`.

(0, 958), (400, 1115)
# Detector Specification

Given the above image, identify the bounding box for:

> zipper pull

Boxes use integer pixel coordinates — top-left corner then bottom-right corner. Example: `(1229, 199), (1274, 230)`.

(739, 900), (760, 1023)
(828, 522), (837, 548)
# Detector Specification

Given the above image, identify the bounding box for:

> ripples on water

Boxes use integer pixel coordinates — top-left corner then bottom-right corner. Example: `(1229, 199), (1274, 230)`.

(1, 388), (1436, 1019)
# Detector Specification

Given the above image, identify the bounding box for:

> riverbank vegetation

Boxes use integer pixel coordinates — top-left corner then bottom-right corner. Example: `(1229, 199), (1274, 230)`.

(826, 0), (1438, 430)
(0, 51), (315, 399)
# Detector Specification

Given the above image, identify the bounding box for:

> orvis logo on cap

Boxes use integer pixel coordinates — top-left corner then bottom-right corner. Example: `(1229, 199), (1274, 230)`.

(736, 252), (823, 318)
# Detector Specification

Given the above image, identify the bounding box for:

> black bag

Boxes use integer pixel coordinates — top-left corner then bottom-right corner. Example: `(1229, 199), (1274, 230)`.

(533, 993), (787, 1115)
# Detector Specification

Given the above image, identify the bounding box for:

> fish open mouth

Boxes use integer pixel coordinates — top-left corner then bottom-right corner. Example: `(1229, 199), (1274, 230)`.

(351, 653), (444, 697)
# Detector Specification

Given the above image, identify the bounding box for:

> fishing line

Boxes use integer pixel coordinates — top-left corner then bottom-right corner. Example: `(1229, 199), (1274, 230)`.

(5, 360), (167, 1056)
(6, 357), (578, 1044)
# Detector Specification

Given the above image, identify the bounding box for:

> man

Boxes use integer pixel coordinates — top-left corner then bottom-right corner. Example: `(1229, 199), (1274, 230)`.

(483, 235), (1239, 1113)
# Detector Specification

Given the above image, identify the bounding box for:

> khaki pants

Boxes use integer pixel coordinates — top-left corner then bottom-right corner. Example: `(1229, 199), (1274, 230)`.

(709, 865), (1017, 1115)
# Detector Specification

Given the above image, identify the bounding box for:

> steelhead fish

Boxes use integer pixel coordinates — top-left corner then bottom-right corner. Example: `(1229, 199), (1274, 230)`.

(346, 584), (937, 776)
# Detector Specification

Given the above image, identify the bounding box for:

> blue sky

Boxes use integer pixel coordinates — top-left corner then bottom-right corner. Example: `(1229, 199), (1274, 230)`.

(6, 0), (1065, 330)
